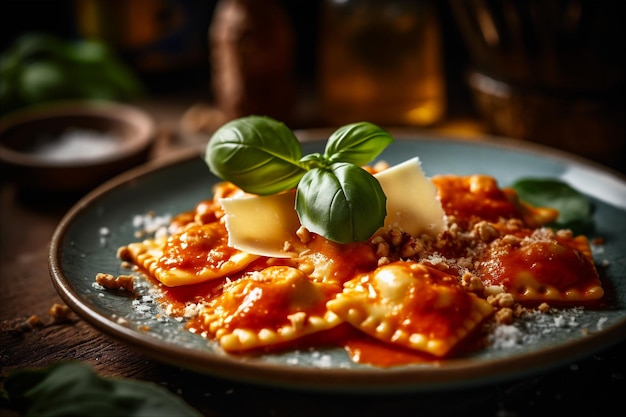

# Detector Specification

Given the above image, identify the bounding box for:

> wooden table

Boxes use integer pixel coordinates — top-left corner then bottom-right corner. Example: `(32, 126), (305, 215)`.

(2, 97), (624, 416)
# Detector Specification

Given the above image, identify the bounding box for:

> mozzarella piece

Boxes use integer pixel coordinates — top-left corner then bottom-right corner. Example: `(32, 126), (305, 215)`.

(219, 191), (302, 258)
(374, 157), (445, 237)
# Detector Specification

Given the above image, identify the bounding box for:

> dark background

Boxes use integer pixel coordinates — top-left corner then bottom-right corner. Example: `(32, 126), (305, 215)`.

(1, 0), (623, 172)
(0, 0), (475, 119)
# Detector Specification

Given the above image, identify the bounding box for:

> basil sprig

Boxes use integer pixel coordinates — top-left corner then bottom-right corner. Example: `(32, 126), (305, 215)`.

(205, 116), (394, 243)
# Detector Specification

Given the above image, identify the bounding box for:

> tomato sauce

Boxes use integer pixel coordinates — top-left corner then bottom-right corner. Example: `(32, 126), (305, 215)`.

(119, 175), (604, 366)
(431, 174), (521, 226)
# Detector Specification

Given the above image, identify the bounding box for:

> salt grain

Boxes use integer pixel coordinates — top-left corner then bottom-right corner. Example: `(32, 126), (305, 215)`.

(488, 306), (588, 351)
(92, 282), (105, 290)
(132, 212), (172, 235)
(553, 315), (566, 328)
(490, 325), (524, 349)
(99, 227), (110, 246)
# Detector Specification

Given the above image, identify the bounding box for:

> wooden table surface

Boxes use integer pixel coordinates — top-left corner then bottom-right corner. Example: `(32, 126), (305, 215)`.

(1, 97), (624, 416)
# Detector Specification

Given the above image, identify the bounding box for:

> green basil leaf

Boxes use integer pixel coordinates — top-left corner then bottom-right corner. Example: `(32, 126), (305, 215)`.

(205, 115), (306, 195)
(512, 178), (592, 226)
(296, 162), (386, 242)
(3, 362), (202, 417)
(204, 117), (393, 243)
(324, 122), (394, 165)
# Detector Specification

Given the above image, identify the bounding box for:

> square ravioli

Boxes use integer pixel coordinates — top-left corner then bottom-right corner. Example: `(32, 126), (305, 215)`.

(327, 261), (494, 357)
(431, 174), (559, 228)
(118, 221), (260, 287)
(475, 230), (604, 302)
(190, 266), (343, 351)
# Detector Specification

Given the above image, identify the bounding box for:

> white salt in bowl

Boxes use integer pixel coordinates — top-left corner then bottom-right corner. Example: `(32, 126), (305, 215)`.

(0, 100), (155, 193)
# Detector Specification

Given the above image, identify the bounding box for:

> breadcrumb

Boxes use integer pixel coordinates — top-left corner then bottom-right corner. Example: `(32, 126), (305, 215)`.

(49, 303), (73, 323)
(95, 272), (134, 292)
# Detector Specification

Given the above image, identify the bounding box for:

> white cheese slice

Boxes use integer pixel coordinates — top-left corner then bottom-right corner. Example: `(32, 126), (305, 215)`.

(373, 157), (445, 237)
(220, 157), (445, 257)
(219, 191), (301, 258)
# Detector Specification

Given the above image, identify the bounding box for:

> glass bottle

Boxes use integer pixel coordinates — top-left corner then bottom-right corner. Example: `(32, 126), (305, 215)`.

(209, 0), (296, 124)
(318, 0), (445, 127)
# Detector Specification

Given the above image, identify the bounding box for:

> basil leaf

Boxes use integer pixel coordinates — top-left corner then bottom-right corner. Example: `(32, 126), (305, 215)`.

(324, 122), (394, 165)
(204, 117), (392, 243)
(3, 362), (201, 417)
(205, 115), (306, 195)
(296, 162), (386, 242)
(512, 178), (592, 226)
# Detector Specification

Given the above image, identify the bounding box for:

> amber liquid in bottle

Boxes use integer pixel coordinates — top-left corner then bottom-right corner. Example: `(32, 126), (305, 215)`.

(319, 0), (445, 127)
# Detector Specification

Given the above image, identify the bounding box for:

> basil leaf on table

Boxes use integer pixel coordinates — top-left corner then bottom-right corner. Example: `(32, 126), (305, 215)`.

(2, 362), (202, 417)
(296, 162), (387, 242)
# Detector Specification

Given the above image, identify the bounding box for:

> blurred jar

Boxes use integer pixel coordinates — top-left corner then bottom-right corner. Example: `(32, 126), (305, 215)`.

(209, 0), (296, 124)
(450, 0), (625, 170)
(318, 0), (445, 127)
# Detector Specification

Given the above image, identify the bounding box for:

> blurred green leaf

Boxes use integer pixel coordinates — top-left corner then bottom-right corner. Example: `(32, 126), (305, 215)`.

(19, 61), (69, 102)
(2, 362), (202, 417)
(0, 32), (144, 113)
(512, 177), (595, 234)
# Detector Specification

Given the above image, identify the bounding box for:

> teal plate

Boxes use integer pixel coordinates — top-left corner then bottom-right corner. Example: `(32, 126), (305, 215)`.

(49, 130), (626, 393)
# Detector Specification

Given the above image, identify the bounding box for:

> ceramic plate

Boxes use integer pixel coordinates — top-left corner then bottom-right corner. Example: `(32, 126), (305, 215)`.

(49, 130), (626, 393)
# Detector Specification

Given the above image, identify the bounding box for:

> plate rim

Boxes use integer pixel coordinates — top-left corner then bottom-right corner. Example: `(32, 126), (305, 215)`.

(48, 130), (626, 393)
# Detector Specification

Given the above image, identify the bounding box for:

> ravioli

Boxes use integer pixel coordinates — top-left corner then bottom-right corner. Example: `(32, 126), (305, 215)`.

(429, 174), (601, 303)
(327, 261), (494, 357)
(109, 161), (605, 365)
(475, 231), (604, 302)
(190, 266), (343, 351)
(431, 174), (558, 228)
(119, 221), (259, 287)
(292, 234), (379, 286)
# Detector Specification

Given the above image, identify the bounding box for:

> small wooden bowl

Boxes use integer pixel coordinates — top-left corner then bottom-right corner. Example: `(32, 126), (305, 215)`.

(0, 101), (155, 193)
